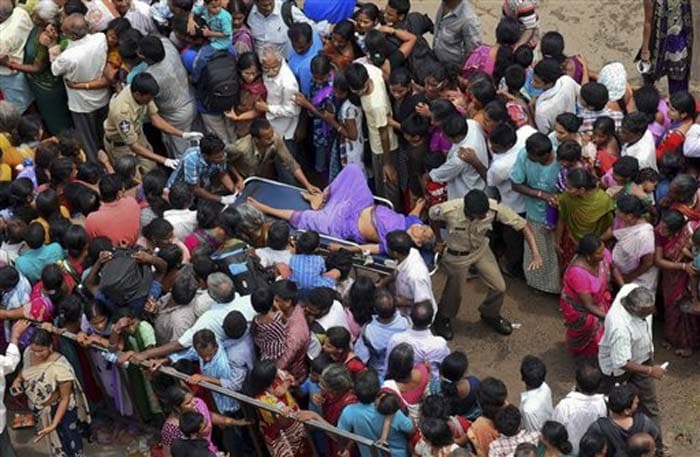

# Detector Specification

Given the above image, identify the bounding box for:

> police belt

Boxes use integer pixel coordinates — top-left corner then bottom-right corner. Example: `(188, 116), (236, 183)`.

(105, 136), (126, 147)
(446, 248), (472, 257)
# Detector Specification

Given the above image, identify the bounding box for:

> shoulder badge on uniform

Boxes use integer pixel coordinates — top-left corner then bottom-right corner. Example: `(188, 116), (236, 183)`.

(119, 120), (131, 134)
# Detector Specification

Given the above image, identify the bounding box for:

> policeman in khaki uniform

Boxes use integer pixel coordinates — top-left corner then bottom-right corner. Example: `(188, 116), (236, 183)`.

(429, 189), (543, 339)
(103, 72), (202, 171)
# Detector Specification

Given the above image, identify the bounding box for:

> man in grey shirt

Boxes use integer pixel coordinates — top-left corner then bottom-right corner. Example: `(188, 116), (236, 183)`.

(433, 0), (482, 71)
(140, 35), (197, 157)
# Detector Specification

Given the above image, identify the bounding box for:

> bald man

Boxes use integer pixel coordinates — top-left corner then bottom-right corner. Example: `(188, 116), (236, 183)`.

(50, 13), (111, 161)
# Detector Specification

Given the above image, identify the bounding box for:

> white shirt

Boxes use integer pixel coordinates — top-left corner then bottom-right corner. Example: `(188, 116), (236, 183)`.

(683, 123), (700, 158)
(163, 208), (198, 241)
(255, 247), (292, 268)
(247, 0), (325, 58)
(86, 0), (157, 35)
(519, 382), (553, 433)
(0, 343), (20, 433)
(360, 63), (398, 156)
(263, 62), (300, 140)
(308, 300), (349, 358)
(487, 125), (536, 213)
(622, 130), (658, 171)
(598, 283), (654, 377)
(535, 75), (580, 134)
(429, 119), (488, 200)
(552, 391), (607, 454)
(177, 294), (255, 347)
(51, 33), (110, 113)
(386, 328), (450, 379)
(395, 248), (437, 313)
(0, 8), (33, 75)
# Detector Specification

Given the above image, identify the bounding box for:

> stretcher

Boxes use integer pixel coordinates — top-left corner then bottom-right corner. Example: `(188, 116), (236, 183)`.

(233, 177), (438, 276)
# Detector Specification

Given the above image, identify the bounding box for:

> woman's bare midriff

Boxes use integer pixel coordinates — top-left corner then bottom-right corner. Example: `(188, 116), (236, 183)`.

(357, 206), (380, 242)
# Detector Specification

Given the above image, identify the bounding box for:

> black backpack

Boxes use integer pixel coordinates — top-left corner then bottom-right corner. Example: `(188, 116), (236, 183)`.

(98, 249), (154, 308)
(211, 241), (275, 296)
(197, 51), (239, 113)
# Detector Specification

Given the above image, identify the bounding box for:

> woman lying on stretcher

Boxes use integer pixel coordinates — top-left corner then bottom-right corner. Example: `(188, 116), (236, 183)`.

(247, 165), (435, 255)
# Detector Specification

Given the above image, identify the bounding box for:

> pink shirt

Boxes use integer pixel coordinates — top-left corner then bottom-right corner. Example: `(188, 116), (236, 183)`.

(85, 197), (141, 247)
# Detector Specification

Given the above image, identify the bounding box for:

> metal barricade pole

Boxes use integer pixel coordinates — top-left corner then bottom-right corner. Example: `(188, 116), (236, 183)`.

(41, 326), (391, 456)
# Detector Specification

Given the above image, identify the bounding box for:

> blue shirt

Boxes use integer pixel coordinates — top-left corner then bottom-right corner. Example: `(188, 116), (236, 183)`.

(126, 62), (147, 85)
(303, 0), (355, 23)
(338, 403), (413, 457)
(193, 5), (233, 50)
(509, 148), (560, 224)
(166, 146), (228, 189)
(287, 32), (324, 97)
(289, 254), (336, 290)
(15, 243), (65, 283)
(354, 313), (410, 377)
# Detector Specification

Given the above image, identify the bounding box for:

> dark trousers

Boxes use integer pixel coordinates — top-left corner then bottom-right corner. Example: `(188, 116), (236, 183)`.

(0, 426), (16, 457)
(71, 105), (108, 163)
(602, 361), (662, 431)
(490, 213), (526, 277)
(221, 409), (256, 457)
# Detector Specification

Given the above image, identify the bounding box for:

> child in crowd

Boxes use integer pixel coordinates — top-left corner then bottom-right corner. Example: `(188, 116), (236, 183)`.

(489, 405), (539, 457)
(591, 116), (621, 176)
(254, 220), (292, 269)
(555, 140), (589, 192)
(414, 418), (459, 456)
(325, 249), (354, 298)
(226, 52), (267, 138)
(300, 354), (333, 454)
(171, 411), (216, 457)
(579, 81), (622, 133)
(633, 85), (670, 145)
(628, 167), (660, 219)
(400, 114), (431, 208)
(251, 286), (287, 361)
(289, 231), (338, 290)
(227, 0), (253, 54)
(503, 64), (533, 127)
(164, 182), (198, 241)
(604, 155), (639, 195)
(516, 45), (541, 100)
(190, 0), (232, 62)
(519, 355), (552, 433)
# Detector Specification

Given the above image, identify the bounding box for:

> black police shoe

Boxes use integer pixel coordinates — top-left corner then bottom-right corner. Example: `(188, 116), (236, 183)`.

(432, 316), (454, 340)
(480, 315), (513, 335)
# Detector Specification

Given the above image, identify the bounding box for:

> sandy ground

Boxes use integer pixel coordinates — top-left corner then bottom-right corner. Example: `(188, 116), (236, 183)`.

(9, 0), (700, 455)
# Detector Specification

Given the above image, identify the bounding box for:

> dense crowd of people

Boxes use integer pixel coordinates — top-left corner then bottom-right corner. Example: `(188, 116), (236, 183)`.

(0, 0), (697, 455)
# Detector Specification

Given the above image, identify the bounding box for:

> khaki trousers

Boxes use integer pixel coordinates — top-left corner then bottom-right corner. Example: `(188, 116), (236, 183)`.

(433, 246), (506, 320)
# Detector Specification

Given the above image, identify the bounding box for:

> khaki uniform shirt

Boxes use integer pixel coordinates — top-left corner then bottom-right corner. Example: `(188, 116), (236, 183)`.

(225, 133), (299, 179)
(103, 86), (158, 146)
(429, 198), (527, 266)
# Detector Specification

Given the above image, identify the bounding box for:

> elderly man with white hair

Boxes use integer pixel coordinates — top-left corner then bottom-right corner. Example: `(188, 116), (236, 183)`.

(50, 13), (111, 161)
(0, 0), (34, 113)
(127, 273), (256, 362)
(255, 45), (302, 160)
(598, 284), (666, 430)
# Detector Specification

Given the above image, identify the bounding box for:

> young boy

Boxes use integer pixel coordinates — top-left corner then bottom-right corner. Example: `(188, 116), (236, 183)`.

(488, 405), (539, 457)
(299, 354), (333, 454)
(519, 355), (552, 433)
(254, 220), (292, 269)
(164, 182), (198, 241)
(620, 112), (658, 172)
(555, 140), (589, 193)
(289, 231), (338, 290)
(189, 0), (232, 62)
(578, 81), (622, 133)
(171, 411), (215, 457)
(603, 155), (639, 195)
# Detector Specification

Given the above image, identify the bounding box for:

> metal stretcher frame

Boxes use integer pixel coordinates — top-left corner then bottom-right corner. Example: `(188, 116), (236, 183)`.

(235, 177), (438, 275)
